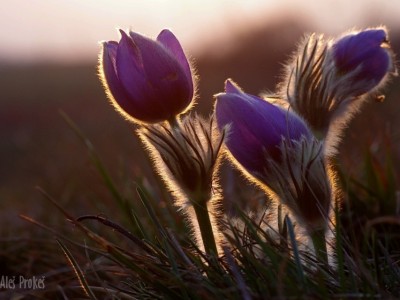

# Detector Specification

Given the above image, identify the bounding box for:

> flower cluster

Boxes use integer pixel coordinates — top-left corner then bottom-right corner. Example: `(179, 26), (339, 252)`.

(98, 27), (396, 260)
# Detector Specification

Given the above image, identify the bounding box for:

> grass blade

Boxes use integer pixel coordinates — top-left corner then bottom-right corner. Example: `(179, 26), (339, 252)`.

(56, 239), (98, 300)
(286, 217), (306, 288)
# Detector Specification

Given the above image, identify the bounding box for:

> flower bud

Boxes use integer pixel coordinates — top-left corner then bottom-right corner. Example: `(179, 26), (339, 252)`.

(332, 28), (396, 96)
(99, 29), (194, 123)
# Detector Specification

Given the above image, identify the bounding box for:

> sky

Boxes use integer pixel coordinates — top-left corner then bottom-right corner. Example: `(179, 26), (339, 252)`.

(1, 0), (399, 63)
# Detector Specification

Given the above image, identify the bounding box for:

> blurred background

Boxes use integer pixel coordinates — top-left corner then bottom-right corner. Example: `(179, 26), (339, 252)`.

(1, 0), (400, 231)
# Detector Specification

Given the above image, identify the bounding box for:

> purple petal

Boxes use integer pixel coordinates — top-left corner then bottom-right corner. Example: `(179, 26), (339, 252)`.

(216, 93), (279, 174)
(115, 30), (157, 120)
(224, 79), (242, 94)
(334, 29), (387, 71)
(216, 84), (311, 175)
(101, 41), (132, 110)
(157, 29), (193, 92)
(332, 29), (391, 92)
(128, 30), (193, 116)
(116, 30), (148, 98)
(129, 30), (190, 92)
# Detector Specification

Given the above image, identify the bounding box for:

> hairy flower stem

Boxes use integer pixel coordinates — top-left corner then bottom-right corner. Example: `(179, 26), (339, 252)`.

(168, 115), (217, 255)
(192, 198), (218, 256)
(310, 228), (328, 265)
(143, 114), (223, 256)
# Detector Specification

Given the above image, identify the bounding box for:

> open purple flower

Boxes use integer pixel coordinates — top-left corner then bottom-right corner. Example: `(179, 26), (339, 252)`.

(215, 80), (312, 178)
(332, 28), (396, 96)
(100, 29), (194, 123)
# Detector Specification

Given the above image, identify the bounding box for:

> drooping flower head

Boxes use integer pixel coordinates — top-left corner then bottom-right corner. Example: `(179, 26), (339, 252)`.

(99, 29), (194, 123)
(215, 79), (312, 179)
(215, 80), (332, 231)
(332, 28), (396, 96)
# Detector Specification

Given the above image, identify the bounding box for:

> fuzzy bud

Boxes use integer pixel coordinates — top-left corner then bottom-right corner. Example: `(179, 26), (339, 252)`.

(278, 28), (396, 154)
(139, 114), (224, 204)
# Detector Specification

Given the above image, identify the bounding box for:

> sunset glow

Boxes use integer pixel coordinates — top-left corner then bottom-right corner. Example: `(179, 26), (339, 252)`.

(1, 0), (399, 63)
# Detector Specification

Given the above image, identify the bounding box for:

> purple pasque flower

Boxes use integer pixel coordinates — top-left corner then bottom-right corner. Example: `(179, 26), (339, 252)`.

(216, 80), (332, 233)
(100, 29), (194, 123)
(332, 28), (396, 95)
(215, 79), (312, 178)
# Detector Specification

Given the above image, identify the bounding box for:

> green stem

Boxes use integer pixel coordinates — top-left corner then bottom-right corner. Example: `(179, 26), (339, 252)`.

(310, 228), (328, 265)
(193, 201), (218, 256)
